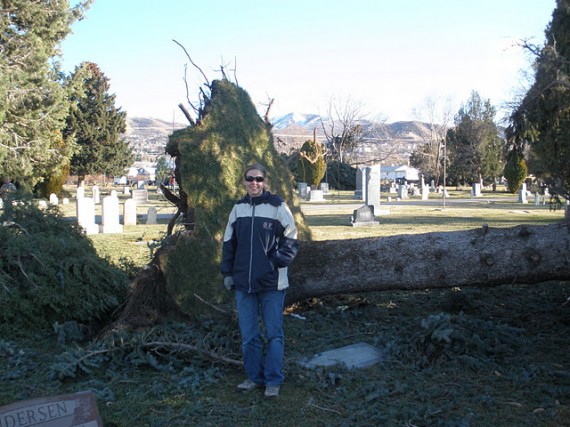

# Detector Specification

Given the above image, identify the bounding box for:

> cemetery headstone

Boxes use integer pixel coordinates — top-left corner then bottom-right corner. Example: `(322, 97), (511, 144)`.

(364, 165), (381, 214)
(123, 186), (131, 195)
(518, 183), (528, 204)
(49, 193), (59, 205)
(101, 195), (123, 234)
(131, 189), (148, 204)
(472, 183), (482, 197)
(146, 206), (157, 225)
(351, 205), (379, 227)
(319, 182), (329, 194)
(308, 189), (324, 201)
(299, 342), (383, 369)
(298, 182), (308, 198)
(76, 186), (84, 199)
(76, 197), (99, 235)
(92, 185), (100, 204)
(123, 198), (137, 226)
(0, 390), (103, 427)
(354, 167), (366, 200)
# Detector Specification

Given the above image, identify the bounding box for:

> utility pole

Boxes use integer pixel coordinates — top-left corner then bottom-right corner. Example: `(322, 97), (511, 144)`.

(442, 138), (447, 210)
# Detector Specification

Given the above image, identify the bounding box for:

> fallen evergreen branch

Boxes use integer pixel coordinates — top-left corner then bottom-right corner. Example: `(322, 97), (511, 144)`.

(50, 322), (242, 379)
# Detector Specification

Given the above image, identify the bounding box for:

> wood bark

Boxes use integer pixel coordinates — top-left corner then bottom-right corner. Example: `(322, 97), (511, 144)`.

(285, 223), (570, 305)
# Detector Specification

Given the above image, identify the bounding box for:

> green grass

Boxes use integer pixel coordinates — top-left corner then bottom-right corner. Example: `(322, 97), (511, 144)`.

(1, 186), (568, 426)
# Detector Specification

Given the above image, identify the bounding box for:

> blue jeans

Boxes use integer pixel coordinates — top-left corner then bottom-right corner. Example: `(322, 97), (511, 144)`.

(236, 289), (285, 386)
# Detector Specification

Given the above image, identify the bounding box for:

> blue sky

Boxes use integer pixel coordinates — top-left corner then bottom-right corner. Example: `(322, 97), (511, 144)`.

(60, 0), (556, 124)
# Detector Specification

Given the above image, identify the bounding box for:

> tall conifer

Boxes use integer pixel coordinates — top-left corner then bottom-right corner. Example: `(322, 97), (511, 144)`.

(508, 0), (570, 199)
(0, 0), (91, 190)
(66, 62), (133, 184)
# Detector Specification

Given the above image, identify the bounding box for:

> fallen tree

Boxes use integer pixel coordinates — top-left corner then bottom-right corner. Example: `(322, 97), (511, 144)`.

(115, 221), (570, 328)
(286, 222), (570, 305)
(113, 55), (569, 327)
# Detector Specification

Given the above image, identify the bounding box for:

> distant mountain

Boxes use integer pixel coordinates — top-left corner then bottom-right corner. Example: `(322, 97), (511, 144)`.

(126, 117), (185, 136)
(124, 117), (186, 158)
(270, 112), (322, 129)
(124, 114), (431, 166)
(270, 112), (433, 165)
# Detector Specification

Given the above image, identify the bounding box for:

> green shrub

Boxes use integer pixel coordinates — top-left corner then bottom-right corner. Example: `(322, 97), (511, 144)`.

(35, 162), (71, 198)
(298, 139), (326, 188)
(0, 201), (129, 336)
(325, 161), (357, 190)
(503, 151), (528, 194)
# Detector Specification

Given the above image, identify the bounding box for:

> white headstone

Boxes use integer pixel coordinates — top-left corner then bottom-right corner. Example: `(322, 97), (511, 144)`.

(92, 185), (100, 204)
(518, 183), (528, 204)
(146, 206), (157, 225)
(472, 183), (482, 197)
(76, 197), (99, 235)
(76, 186), (85, 199)
(123, 186), (131, 195)
(102, 195), (123, 234)
(298, 183), (308, 198)
(131, 189), (148, 204)
(308, 189), (324, 201)
(123, 198), (137, 226)
(62, 198), (69, 205)
(137, 180), (145, 189)
(49, 193), (59, 205)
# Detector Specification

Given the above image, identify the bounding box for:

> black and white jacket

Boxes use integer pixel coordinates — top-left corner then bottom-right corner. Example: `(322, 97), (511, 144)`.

(221, 191), (299, 293)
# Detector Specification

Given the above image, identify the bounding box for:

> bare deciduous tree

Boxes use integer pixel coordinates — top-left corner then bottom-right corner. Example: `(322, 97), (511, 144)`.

(410, 95), (454, 186)
(320, 96), (366, 164)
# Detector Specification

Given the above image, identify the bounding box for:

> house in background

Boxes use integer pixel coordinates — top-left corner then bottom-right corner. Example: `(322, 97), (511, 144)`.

(381, 165), (420, 183)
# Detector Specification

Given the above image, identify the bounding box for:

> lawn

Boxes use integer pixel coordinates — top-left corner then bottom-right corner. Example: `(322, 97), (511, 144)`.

(1, 186), (568, 426)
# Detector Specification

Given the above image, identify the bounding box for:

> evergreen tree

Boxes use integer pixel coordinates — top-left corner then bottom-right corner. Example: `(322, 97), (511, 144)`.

(155, 155), (171, 186)
(164, 79), (310, 312)
(298, 139), (326, 187)
(503, 150), (528, 194)
(66, 62), (133, 184)
(0, 0), (91, 191)
(446, 91), (504, 185)
(507, 0), (570, 199)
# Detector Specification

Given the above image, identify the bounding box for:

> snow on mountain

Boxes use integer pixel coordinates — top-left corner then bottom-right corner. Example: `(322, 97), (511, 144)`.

(270, 112), (322, 129)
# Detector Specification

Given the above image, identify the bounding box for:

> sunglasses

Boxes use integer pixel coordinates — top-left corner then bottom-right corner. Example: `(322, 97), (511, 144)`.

(245, 176), (265, 183)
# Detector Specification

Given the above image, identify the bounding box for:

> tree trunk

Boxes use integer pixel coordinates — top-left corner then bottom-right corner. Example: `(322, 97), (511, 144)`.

(285, 223), (570, 305)
(117, 223), (570, 328)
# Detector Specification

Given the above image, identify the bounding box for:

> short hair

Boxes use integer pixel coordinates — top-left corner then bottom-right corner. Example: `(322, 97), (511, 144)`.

(243, 163), (267, 178)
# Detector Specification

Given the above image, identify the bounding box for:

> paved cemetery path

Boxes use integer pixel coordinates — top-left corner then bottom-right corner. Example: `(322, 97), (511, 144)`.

(300, 194), (524, 213)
